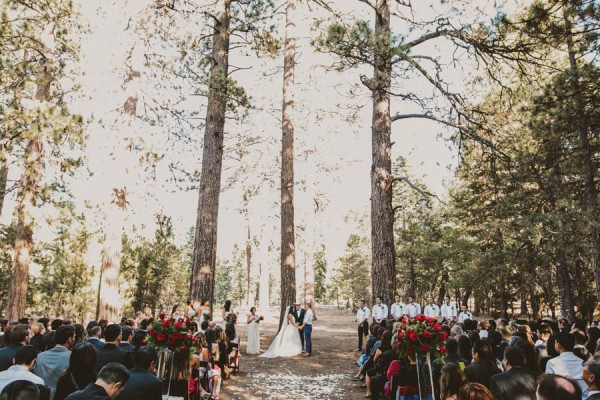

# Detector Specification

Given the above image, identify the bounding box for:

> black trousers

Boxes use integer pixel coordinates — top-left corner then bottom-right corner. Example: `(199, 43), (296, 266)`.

(358, 321), (369, 350)
(298, 327), (305, 350)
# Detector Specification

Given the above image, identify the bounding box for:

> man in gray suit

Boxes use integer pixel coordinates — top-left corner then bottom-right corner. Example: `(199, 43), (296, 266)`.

(34, 325), (75, 398)
(584, 356), (600, 400)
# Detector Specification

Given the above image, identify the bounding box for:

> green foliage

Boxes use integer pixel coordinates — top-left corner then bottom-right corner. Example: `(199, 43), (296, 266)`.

(313, 244), (327, 302)
(214, 244), (246, 307)
(333, 233), (371, 308)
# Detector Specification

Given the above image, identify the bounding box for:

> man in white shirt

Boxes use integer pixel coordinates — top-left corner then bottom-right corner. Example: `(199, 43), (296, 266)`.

(458, 305), (472, 324)
(372, 296), (388, 327)
(0, 346), (45, 393)
(546, 332), (588, 398)
(355, 300), (370, 351)
(390, 294), (405, 323)
(424, 297), (440, 319)
(301, 303), (314, 357)
(440, 297), (457, 322)
(405, 296), (420, 319)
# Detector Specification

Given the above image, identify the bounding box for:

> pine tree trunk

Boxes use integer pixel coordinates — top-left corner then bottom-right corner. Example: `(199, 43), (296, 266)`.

(304, 250), (315, 316)
(280, 0), (297, 326)
(97, 227), (121, 322)
(370, 0), (395, 305)
(7, 137), (43, 321)
(190, 0), (231, 312)
(0, 154), (8, 218)
(565, 20), (600, 301)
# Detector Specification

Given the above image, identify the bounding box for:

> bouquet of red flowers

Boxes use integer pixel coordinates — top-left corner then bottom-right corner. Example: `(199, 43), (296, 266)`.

(395, 315), (448, 359)
(147, 313), (196, 354)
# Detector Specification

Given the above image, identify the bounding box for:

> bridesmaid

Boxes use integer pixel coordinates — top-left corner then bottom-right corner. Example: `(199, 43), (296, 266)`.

(246, 307), (261, 355)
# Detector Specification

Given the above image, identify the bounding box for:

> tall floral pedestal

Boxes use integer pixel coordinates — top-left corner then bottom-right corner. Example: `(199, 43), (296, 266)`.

(416, 353), (435, 400)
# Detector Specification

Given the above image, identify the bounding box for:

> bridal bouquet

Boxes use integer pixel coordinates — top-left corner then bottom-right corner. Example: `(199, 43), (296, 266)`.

(254, 315), (264, 324)
(395, 315), (448, 359)
(147, 313), (196, 354)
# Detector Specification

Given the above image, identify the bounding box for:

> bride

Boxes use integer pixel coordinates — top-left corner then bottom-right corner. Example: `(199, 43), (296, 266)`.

(259, 306), (302, 358)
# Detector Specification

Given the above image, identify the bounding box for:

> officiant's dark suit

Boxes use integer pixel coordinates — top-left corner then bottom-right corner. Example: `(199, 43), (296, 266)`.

(291, 305), (306, 351)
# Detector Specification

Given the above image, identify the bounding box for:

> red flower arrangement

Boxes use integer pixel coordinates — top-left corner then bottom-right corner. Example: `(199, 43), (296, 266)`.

(395, 314), (447, 359)
(147, 314), (196, 354)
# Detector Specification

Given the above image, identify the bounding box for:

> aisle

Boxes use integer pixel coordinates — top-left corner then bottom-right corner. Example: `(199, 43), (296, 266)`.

(220, 306), (364, 399)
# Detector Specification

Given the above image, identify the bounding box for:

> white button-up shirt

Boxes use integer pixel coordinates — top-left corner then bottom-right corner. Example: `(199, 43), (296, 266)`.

(424, 304), (440, 318)
(0, 365), (45, 393)
(458, 311), (472, 323)
(372, 304), (388, 321)
(405, 303), (420, 318)
(441, 303), (457, 320)
(356, 307), (370, 324)
(545, 351), (588, 399)
(303, 310), (313, 325)
(390, 303), (405, 320)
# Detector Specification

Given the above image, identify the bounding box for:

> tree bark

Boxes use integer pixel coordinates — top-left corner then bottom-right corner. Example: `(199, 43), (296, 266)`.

(279, 0), (297, 326)
(97, 228), (121, 322)
(190, 0), (231, 313)
(0, 155), (9, 218)
(564, 18), (600, 301)
(370, 0), (395, 306)
(304, 250), (315, 315)
(7, 137), (43, 321)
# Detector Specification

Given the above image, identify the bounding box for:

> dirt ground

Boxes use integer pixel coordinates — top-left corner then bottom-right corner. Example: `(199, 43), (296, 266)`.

(220, 306), (367, 400)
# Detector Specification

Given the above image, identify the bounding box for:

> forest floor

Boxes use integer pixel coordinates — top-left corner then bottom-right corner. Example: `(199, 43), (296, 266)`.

(220, 306), (366, 400)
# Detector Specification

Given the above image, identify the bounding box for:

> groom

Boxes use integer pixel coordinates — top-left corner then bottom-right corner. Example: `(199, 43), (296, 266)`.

(293, 302), (306, 352)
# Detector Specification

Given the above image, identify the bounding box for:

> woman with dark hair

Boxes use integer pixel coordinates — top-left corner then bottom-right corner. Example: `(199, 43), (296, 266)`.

(73, 324), (86, 343)
(185, 299), (198, 320)
(457, 335), (472, 362)
(440, 363), (467, 400)
(365, 330), (395, 399)
(587, 327), (600, 355)
(131, 330), (148, 351)
(171, 304), (182, 319)
(54, 342), (97, 400)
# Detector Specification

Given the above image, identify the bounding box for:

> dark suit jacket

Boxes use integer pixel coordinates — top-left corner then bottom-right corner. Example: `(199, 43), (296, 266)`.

(0, 344), (23, 372)
(114, 368), (162, 400)
(490, 367), (537, 400)
(292, 307), (306, 326)
(30, 333), (45, 353)
(587, 393), (600, 400)
(87, 337), (105, 350)
(118, 342), (135, 352)
(42, 331), (56, 351)
(65, 383), (109, 400)
(95, 343), (132, 373)
(464, 360), (502, 390)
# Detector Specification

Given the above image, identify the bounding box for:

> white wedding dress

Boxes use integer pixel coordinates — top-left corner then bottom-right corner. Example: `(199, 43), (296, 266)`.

(246, 313), (261, 355)
(259, 306), (303, 358)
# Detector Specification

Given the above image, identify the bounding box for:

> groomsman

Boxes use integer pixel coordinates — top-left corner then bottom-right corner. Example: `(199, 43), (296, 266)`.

(441, 297), (457, 322)
(458, 304), (473, 324)
(372, 296), (388, 327)
(390, 294), (405, 322)
(424, 297), (440, 319)
(405, 296), (420, 319)
(355, 300), (370, 351)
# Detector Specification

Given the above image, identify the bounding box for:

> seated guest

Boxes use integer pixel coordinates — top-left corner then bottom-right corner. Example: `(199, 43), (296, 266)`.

(456, 335), (471, 363)
(583, 356), (600, 400)
(65, 363), (130, 400)
(365, 330), (394, 399)
(439, 363), (467, 400)
(118, 327), (134, 353)
(95, 325), (132, 373)
(490, 345), (537, 400)
(0, 346), (45, 392)
(42, 320), (63, 351)
(55, 342), (97, 400)
(0, 380), (45, 400)
(87, 326), (104, 350)
(29, 324), (45, 354)
(34, 326), (75, 398)
(0, 325), (30, 372)
(73, 325), (86, 344)
(433, 338), (470, 396)
(572, 329), (591, 362)
(131, 331), (147, 353)
(535, 373), (581, 400)
(545, 332), (587, 398)
(463, 339), (501, 390)
(114, 347), (161, 400)
(457, 382), (493, 400)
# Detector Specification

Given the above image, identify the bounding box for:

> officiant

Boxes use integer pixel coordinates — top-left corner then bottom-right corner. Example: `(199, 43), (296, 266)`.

(292, 302), (306, 352)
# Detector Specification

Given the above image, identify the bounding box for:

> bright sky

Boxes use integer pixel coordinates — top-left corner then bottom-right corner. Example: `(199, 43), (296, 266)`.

(2, 0), (525, 286)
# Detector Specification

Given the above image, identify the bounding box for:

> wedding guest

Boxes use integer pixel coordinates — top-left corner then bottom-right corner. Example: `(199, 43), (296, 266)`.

(171, 305), (182, 319)
(194, 333), (220, 400)
(458, 305), (472, 324)
(364, 330), (393, 399)
(185, 299), (198, 320)
(54, 342), (97, 400)
(463, 339), (501, 390)
(65, 363), (130, 400)
(118, 327), (134, 353)
(356, 300), (370, 352)
(457, 382), (493, 400)
(87, 326), (104, 350)
(95, 325), (132, 373)
(246, 307), (261, 355)
(215, 331), (228, 374)
(439, 363), (467, 400)
(0, 346), (45, 392)
(583, 356), (600, 400)
(114, 347), (161, 400)
(441, 297), (457, 322)
(535, 373), (582, 400)
(199, 300), (211, 322)
(457, 335), (471, 362)
(433, 338), (470, 395)
(424, 297), (440, 319)
(34, 326), (75, 398)
(0, 325), (29, 372)
(587, 327), (600, 356)
(73, 325), (86, 343)
(131, 331), (147, 352)
(390, 295), (404, 324)
(0, 380), (45, 400)
(490, 345), (537, 400)
(42, 320), (63, 351)
(405, 295), (420, 319)
(545, 332), (587, 397)
(29, 324), (45, 354)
